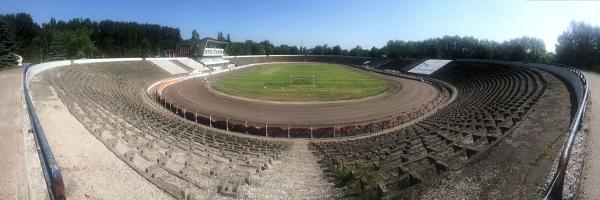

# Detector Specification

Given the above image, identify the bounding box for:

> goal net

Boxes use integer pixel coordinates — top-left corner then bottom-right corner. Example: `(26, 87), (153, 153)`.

(289, 75), (316, 86)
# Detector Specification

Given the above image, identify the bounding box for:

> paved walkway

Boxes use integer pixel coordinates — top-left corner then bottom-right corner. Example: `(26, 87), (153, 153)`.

(582, 72), (600, 199)
(0, 68), (29, 199)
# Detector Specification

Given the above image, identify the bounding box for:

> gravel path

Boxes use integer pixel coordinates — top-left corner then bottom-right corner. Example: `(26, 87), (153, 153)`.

(243, 141), (343, 199)
(581, 72), (600, 199)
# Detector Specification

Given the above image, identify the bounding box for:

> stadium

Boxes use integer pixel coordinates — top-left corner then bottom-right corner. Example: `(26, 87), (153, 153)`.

(20, 44), (587, 199)
(2, 1), (600, 200)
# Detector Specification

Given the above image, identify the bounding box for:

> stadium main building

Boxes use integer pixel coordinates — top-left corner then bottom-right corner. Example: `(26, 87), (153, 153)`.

(21, 39), (588, 199)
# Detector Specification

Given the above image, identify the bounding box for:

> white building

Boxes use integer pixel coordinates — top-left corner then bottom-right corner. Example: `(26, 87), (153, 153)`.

(176, 38), (229, 71)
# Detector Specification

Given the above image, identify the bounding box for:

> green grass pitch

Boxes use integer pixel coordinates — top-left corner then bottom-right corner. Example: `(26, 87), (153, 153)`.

(213, 63), (392, 101)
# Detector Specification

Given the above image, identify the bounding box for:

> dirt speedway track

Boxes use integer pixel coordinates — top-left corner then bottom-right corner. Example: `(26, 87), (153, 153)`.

(161, 64), (440, 129)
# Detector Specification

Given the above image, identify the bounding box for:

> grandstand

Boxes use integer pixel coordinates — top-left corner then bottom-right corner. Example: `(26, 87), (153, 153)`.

(313, 61), (549, 198)
(39, 61), (289, 199)
(147, 58), (208, 75)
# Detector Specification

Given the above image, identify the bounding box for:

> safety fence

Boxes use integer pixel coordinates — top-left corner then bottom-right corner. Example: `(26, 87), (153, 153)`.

(151, 64), (453, 139)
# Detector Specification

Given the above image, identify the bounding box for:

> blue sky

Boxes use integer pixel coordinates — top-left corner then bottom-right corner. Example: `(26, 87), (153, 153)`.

(2, 0), (600, 52)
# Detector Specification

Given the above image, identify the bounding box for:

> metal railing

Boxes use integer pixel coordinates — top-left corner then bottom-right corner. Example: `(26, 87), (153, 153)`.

(23, 64), (65, 200)
(543, 67), (589, 200)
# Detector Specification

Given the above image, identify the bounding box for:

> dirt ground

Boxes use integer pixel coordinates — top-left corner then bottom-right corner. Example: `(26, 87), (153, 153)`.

(581, 72), (600, 199)
(162, 67), (439, 126)
(29, 74), (173, 200)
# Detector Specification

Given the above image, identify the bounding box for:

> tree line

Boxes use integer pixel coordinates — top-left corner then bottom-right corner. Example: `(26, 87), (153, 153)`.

(0, 12), (599, 71)
(226, 41), (375, 57)
(555, 22), (600, 71)
(226, 36), (552, 62)
(224, 22), (600, 71)
(377, 36), (552, 63)
(0, 13), (181, 63)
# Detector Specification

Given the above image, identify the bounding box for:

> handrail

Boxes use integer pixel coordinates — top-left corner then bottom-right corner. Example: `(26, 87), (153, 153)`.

(23, 63), (66, 200)
(543, 67), (589, 200)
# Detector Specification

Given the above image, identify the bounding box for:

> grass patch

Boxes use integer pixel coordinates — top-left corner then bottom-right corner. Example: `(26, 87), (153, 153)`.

(213, 63), (392, 101)
(528, 128), (567, 167)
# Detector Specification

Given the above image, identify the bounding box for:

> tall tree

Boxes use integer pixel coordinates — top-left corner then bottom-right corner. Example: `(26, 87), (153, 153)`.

(140, 39), (151, 58)
(217, 32), (225, 41)
(47, 35), (66, 61)
(191, 29), (200, 40)
(0, 21), (18, 67)
(349, 45), (364, 56)
(332, 45), (342, 55)
(260, 40), (274, 55)
(368, 47), (381, 58)
(556, 21), (600, 70)
(55, 28), (97, 58)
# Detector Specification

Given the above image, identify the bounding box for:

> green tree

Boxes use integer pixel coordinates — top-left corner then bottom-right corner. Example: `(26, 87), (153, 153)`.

(217, 32), (225, 41)
(55, 28), (97, 58)
(349, 45), (364, 56)
(556, 21), (600, 70)
(192, 29), (200, 40)
(368, 47), (381, 58)
(332, 45), (342, 55)
(47, 35), (65, 61)
(260, 40), (274, 55)
(313, 45), (323, 55)
(0, 21), (18, 67)
(252, 43), (266, 55)
(140, 39), (151, 58)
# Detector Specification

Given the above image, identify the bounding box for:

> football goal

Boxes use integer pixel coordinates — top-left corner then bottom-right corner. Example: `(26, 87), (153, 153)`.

(289, 75), (316, 86)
